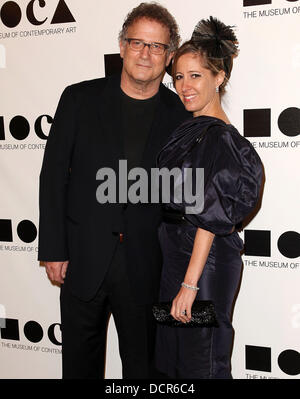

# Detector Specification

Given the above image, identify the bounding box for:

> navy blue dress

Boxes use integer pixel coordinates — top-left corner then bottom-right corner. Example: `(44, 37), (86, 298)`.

(155, 116), (263, 379)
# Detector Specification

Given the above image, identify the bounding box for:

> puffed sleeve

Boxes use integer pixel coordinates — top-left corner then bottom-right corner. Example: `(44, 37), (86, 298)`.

(184, 125), (263, 236)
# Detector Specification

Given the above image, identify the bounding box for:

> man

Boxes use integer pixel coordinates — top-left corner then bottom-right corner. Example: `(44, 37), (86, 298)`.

(38, 2), (189, 379)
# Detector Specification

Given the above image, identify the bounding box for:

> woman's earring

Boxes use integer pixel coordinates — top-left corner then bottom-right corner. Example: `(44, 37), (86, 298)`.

(216, 87), (219, 93)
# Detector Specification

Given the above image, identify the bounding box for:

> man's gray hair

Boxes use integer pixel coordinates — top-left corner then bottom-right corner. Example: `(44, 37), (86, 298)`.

(118, 2), (180, 53)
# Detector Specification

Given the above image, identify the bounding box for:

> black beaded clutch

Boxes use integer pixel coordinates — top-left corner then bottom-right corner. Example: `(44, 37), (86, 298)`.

(152, 300), (219, 328)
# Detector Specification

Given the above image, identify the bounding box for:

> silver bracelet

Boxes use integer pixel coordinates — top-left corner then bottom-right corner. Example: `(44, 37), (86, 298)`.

(181, 282), (199, 291)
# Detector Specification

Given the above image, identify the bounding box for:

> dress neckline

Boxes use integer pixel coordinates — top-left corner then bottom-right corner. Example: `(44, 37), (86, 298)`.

(193, 115), (233, 127)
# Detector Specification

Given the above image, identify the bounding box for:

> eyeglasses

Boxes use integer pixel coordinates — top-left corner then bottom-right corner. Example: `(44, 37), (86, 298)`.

(125, 38), (169, 55)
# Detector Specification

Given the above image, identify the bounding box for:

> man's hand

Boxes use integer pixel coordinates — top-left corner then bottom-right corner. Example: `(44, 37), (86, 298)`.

(44, 261), (69, 284)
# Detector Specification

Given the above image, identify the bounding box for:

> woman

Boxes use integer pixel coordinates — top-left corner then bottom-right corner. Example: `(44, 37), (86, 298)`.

(155, 17), (263, 379)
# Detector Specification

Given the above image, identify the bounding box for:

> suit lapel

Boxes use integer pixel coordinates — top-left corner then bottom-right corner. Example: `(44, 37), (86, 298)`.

(140, 84), (173, 170)
(97, 74), (124, 166)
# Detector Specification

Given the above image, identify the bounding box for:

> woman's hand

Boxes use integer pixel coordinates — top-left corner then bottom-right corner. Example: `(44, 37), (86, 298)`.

(171, 285), (197, 323)
(169, 227), (215, 323)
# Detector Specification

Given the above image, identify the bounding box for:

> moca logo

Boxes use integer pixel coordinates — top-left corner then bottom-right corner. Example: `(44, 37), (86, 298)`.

(0, 0), (75, 28)
(246, 345), (300, 376)
(243, 108), (300, 137)
(0, 318), (61, 345)
(0, 219), (37, 243)
(0, 114), (52, 140)
(244, 0), (299, 6)
(244, 230), (300, 258)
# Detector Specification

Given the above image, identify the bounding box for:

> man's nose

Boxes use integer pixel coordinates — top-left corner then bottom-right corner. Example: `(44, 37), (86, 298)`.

(140, 44), (151, 58)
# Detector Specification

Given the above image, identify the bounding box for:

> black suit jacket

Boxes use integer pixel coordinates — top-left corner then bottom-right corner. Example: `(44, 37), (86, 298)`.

(38, 73), (190, 303)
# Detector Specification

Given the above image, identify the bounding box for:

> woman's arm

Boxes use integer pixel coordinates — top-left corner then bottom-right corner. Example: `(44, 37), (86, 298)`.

(171, 227), (215, 323)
